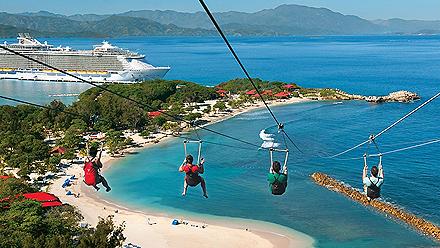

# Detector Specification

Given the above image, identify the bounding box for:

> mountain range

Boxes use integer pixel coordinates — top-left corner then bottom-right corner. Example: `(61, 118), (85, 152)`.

(1, 4), (440, 38)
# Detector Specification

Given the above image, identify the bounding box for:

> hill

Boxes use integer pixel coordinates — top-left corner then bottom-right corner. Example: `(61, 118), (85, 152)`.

(119, 5), (383, 35)
(1, 4), (439, 38)
(0, 13), (214, 37)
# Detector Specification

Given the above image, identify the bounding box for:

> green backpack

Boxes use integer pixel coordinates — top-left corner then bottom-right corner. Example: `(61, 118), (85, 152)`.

(271, 174), (286, 195)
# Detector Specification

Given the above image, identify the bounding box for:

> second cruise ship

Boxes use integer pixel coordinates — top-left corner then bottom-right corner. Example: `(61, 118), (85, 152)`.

(0, 34), (170, 83)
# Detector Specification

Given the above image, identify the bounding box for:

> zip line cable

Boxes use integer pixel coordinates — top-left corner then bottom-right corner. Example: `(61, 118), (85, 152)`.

(329, 90), (440, 158)
(197, 0), (302, 153)
(176, 135), (258, 151)
(0, 94), (84, 119)
(328, 138), (440, 161)
(379, 138), (440, 147)
(0, 44), (263, 150)
(1, 93), (260, 152)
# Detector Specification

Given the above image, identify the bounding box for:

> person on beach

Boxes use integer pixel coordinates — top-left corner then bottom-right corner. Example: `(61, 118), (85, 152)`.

(362, 153), (384, 200)
(179, 154), (208, 198)
(267, 161), (288, 195)
(84, 145), (111, 192)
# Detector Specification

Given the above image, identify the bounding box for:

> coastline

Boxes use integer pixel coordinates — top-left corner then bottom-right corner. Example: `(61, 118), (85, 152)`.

(48, 97), (315, 248)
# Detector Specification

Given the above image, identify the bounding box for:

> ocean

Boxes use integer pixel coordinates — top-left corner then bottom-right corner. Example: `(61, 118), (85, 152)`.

(1, 35), (440, 247)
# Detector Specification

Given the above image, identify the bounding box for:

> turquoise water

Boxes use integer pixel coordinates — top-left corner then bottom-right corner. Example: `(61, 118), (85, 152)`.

(1, 36), (440, 246)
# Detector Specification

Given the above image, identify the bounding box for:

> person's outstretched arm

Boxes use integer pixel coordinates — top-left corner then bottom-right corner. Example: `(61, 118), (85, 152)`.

(86, 142), (89, 159)
(198, 158), (205, 174)
(362, 154), (368, 180)
(179, 158), (186, 172)
(282, 164), (288, 176)
(378, 154), (384, 178)
(98, 142), (104, 160)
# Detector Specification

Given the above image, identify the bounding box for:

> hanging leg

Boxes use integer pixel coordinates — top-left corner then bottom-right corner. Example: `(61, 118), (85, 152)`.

(200, 177), (208, 198)
(182, 178), (188, 196)
(99, 175), (111, 192)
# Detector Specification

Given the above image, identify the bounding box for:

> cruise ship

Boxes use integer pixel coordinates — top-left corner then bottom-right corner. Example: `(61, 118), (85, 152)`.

(0, 34), (170, 83)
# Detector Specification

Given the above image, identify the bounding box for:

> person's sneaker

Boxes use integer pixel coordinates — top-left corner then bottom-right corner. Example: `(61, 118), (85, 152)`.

(182, 192), (186, 196)
(106, 187), (111, 192)
(203, 194), (208, 199)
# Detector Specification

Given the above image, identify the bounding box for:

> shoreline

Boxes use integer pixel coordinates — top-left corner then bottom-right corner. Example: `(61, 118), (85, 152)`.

(48, 97), (315, 248)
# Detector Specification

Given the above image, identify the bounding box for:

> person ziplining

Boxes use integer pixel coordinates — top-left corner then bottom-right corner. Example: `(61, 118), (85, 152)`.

(84, 143), (111, 192)
(361, 135), (384, 200)
(179, 140), (208, 198)
(267, 158), (288, 195)
(362, 153), (384, 200)
(266, 128), (290, 196)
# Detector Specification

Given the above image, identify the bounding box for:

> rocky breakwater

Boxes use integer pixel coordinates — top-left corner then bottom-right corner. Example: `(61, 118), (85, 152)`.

(364, 90), (421, 103)
(311, 172), (440, 242)
(302, 88), (420, 103)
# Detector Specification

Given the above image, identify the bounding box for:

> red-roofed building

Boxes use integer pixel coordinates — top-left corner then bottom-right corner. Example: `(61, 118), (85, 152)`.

(216, 89), (228, 97)
(245, 89), (256, 95)
(1, 192), (63, 208)
(261, 90), (273, 96)
(148, 111), (163, 118)
(42, 201), (63, 207)
(253, 93), (261, 98)
(274, 92), (291, 98)
(23, 192), (59, 202)
(50, 146), (66, 155)
(0, 175), (11, 180)
(22, 192), (63, 208)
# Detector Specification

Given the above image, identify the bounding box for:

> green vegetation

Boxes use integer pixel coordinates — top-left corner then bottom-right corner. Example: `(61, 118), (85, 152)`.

(319, 89), (338, 97)
(217, 78), (295, 94)
(0, 78), (307, 176)
(213, 101), (227, 112)
(0, 77), (352, 247)
(0, 80), (215, 175)
(0, 178), (125, 248)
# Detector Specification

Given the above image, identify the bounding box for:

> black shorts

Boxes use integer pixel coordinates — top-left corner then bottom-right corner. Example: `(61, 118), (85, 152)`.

(95, 175), (103, 184)
(185, 175), (202, 187)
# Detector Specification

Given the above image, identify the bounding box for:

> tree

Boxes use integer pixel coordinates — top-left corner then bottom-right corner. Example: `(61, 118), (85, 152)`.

(162, 121), (180, 132)
(0, 179), (126, 248)
(105, 130), (127, 155)
(213, 101), (227, 112)
(203, 106), (211, 114)
(140, 130), (150, 138)
(228, 100), (243, 109)
(78, 216), (126, 248)
(151, 116), (167, 128)
(62, 129), (82, 150)
(184, 112), (202, 122)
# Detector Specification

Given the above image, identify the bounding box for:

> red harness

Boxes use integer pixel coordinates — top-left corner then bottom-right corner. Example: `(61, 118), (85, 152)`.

(183, 163), (199, 174)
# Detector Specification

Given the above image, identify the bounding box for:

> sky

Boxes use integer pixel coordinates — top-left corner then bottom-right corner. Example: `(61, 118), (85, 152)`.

(3, 0), (440, 20)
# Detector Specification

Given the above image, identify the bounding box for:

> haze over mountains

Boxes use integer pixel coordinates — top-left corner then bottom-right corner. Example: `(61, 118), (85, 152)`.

(1, 4), (440, 38)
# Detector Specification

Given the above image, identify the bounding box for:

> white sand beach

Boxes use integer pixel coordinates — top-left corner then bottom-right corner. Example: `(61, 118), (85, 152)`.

(48, 97), (315, 248)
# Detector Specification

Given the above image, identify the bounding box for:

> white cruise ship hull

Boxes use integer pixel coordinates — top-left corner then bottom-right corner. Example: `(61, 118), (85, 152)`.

(0, 34), (171, 84)
(0, 67), (170, 84)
